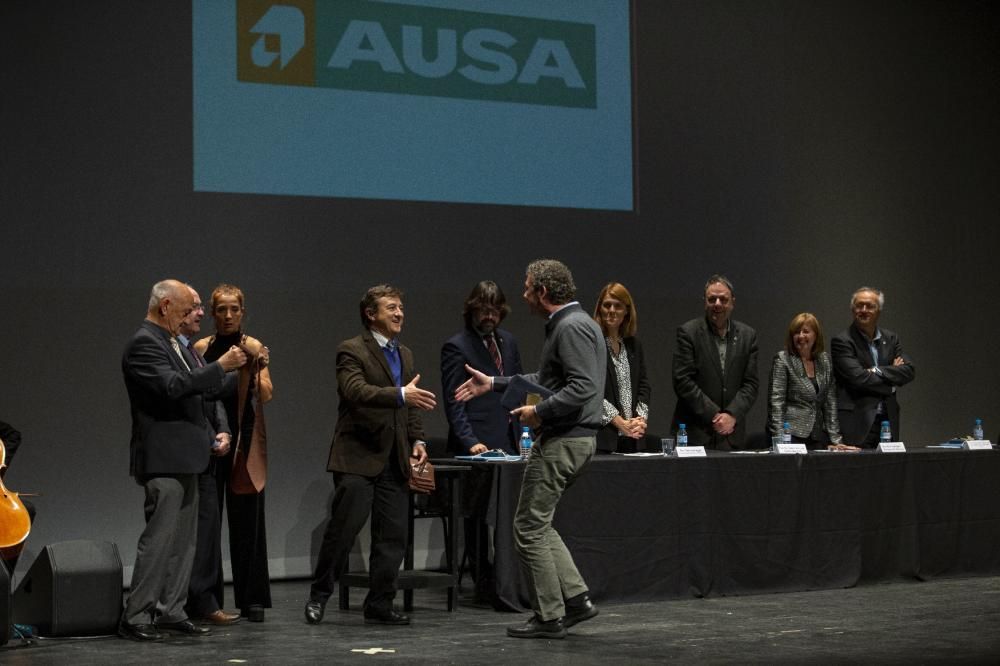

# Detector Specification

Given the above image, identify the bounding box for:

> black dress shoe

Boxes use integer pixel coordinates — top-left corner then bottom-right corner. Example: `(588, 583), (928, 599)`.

(304, 601), (325, 625)
(242, 604), (265, 622)
(118, 620), (164, 642)
(363, 607), (410, 625)
(158, 619), (212, 636)
(506, 614), (566, 639)
(563, 593), (599, 628)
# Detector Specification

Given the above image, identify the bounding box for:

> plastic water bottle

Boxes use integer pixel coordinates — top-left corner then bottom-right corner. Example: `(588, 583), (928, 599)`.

(677, 423), (688, 447)
(880, 421), (892, 444)
(782, 422), (792, 445)
(973, 418), (984, 441)
(519, 426), (533, 460)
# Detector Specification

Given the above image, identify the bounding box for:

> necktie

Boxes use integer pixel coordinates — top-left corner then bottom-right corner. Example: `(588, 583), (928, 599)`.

(382, 341), (402, 387)
(486, 335), (503, 374)
(186, 340), (205, 368)
(170, 337), (191, 371)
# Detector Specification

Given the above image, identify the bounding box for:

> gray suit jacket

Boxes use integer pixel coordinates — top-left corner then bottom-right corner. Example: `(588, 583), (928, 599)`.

(767, 351), (842, 444)
(672, 317), (759, 449)
(122, 320), (229, 477)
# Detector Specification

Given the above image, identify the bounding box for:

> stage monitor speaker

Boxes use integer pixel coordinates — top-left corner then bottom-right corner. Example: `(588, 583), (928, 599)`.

(13, 540), (122, 636)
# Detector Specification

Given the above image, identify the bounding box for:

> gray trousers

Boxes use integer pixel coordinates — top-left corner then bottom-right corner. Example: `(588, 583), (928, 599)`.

(513, 435), (595, 621)
(123, 474), (199, 625)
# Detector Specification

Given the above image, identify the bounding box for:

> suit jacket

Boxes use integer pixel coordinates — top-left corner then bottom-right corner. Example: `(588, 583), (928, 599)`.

(597, 336), (651, 452)
(122, 320), (229, 477)
(326, 330), (425, 478)
(672, 317), (759, 450)
(441, 327), (522, 454)
(831, 324), (915, 444)
(767, 350), (842, 444)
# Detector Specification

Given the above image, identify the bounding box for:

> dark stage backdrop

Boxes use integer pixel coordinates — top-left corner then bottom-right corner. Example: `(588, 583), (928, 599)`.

(2, 1), (998, 581)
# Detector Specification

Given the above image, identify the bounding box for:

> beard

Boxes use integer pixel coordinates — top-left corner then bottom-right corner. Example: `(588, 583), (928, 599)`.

(474, 320), (496, 336)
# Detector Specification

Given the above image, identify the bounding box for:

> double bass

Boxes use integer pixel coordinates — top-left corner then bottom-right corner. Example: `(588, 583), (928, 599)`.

(0, 437), (31, 561)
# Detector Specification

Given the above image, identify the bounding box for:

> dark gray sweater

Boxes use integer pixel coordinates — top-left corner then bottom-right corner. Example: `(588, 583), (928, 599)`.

(497, 303), (606, 440)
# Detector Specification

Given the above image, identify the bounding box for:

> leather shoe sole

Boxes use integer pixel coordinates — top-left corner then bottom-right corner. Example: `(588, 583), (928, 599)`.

(564, 602), (599, 628)
(158, 620), (212, 636)
(363, 610), (410, 626)
(507, 617), (567, 639)
(304, 601), (325, 625)
(118, 621), (163, 642)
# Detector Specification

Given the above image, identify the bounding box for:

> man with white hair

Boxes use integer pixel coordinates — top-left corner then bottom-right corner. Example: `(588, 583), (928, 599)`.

(120, 279), (246, 641)
(831, 287), (916, 447)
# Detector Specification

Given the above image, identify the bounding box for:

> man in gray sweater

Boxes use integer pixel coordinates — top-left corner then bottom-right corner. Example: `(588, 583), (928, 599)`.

(455, 259), (606, 639)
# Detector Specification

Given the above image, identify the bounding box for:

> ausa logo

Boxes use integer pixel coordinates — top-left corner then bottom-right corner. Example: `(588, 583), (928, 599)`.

(236, 0), (596, 108)
(237, 0), (315, 85)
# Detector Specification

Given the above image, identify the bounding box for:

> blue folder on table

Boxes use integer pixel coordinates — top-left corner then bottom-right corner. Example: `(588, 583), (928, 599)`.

(499, 375), (553, 411)
(455, 450), (523, 462)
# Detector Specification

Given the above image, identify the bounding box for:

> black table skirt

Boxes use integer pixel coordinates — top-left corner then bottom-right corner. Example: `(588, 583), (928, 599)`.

(464, 449), (1000, 610)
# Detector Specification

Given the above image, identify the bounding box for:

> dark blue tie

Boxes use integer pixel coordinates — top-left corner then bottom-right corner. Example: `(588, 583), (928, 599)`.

(382, 341), (402, 387)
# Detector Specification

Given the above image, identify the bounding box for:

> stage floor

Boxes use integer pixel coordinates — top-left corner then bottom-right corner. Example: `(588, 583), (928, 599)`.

(4, 574), (1000, 664)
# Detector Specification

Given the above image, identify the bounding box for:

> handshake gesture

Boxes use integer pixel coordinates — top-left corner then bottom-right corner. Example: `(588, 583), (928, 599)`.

(404, 374), (436, 411)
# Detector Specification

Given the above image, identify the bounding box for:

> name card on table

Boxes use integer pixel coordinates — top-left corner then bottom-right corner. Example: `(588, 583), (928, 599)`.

(772, 443), (809, 455)
(963, 440), (993, 451)
(675, 446), (707, 458)
(877, 442), (906, 453)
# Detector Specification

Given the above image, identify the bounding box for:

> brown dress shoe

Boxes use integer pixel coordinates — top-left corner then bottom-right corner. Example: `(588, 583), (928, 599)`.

(200, 609), (242, 625)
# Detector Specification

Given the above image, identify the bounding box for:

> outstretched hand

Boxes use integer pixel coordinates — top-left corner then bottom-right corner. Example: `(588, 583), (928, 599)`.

(404, 374), (437, 411)
(454, 364), (491, 402)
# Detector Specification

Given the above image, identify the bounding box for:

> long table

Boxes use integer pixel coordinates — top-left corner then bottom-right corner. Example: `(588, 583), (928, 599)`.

(465, 449), (1000, 610)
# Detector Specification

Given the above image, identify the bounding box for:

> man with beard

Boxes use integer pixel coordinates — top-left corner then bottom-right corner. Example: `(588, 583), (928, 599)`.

(441, 280), (523, 455)
(672, 274), (759, 450)
(455, 260), (605, 639)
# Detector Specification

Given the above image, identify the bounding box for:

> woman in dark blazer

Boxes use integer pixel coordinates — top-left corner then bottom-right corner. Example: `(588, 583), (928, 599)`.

(767, 312), (853, 449)
(592, 283), (651, 453)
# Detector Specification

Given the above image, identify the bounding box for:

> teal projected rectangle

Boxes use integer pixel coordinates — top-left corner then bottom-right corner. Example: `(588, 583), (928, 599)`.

(195, 0), (633, 210)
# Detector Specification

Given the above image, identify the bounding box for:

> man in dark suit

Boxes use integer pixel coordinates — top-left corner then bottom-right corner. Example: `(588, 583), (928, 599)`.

(440, 280), (522, 604)
(672, 274), (759, 450)
(304, 284), (436, 627)
(120, 279), (246, 641)
(178, 285), (242, 627)
(441, 280), (523, 455)
(831, 287), (915, 447)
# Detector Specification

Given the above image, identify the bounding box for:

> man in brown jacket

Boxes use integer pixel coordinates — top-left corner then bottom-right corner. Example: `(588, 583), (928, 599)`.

(304, 285), (436, 626)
